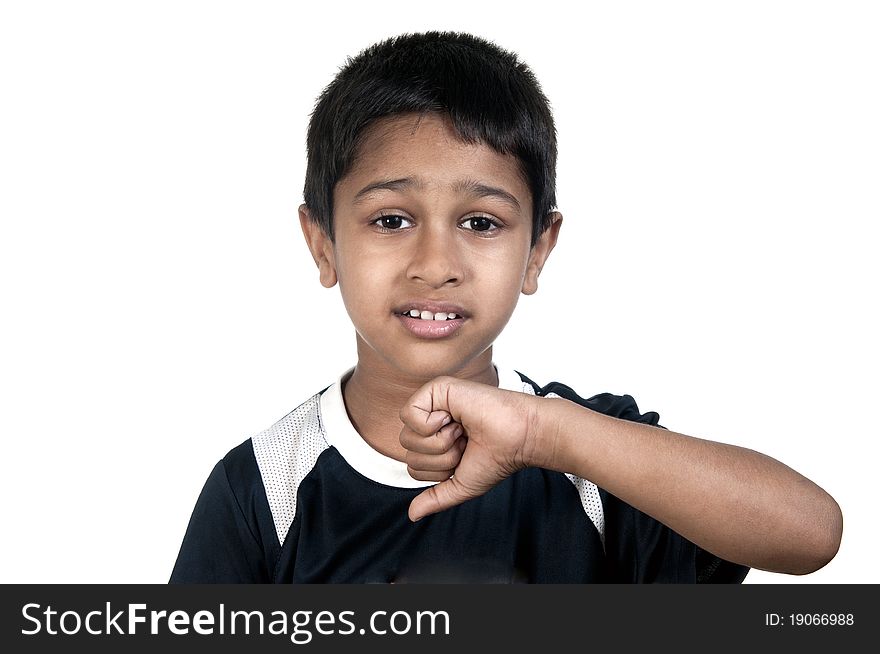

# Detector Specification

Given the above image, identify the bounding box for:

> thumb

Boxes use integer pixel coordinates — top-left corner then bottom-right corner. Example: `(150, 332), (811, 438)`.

(408, 476), (474, 523)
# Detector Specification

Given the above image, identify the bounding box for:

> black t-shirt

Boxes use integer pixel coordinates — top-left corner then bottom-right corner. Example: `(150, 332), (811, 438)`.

(169, 366), (749, 583)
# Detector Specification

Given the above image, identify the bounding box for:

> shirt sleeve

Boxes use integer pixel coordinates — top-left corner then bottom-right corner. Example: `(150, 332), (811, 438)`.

(169, 441), (279, 583)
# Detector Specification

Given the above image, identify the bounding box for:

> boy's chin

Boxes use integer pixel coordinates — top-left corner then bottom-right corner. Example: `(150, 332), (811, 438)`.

(391, 359), (468, 381)
(385, 351), (493, 382)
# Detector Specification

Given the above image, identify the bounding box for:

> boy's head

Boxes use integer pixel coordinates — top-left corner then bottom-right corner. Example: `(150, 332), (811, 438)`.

(302, 31), (558, 248)
(299, 32), (563, 380)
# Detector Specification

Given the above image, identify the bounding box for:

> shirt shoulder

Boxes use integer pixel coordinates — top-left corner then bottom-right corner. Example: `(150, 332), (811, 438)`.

(513, 370), (662, 426)
(170, 387), (335, 583)
(169, 438), (277, 583)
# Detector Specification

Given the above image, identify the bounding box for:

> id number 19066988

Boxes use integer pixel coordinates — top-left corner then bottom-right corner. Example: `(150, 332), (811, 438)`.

(764, 613), (854, 626)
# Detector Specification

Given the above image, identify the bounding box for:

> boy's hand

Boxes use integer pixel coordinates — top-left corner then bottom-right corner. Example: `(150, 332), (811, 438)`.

(399, 376), (545, 522)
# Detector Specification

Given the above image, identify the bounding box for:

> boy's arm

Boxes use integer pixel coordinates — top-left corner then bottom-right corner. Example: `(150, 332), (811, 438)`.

(399, 378), (843, 576)
(533, 396), (842, 575)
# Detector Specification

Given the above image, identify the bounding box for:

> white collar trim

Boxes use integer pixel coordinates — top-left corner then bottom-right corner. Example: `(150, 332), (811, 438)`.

(319, 365), (526, 489)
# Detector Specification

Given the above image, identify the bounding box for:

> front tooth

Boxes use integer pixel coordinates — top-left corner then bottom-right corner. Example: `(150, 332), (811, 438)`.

(420, 310), (434, 320)
(408, 309), (420, 318)
(434, 312), (448, 321)
(447, 313), (458, 319)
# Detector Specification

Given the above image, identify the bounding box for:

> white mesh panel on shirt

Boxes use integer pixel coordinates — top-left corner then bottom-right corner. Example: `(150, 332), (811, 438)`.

(251, 392), (330, 547)
(565, 474), (606, 549)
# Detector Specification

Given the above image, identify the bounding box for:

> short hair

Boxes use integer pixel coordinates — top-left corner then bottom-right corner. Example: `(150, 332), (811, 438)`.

(303, 31), (557, 247)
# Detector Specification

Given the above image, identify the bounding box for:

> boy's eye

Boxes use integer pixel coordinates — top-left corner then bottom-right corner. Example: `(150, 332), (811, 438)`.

(373, 215), (413, 230)
(460, 216), (498, 232)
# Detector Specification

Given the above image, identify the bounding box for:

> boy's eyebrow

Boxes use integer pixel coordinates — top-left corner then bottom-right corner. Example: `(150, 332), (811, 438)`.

(352, 176), (522, 213)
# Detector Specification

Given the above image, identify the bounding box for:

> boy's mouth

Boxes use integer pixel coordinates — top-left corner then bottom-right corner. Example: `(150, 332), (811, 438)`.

(393, 302), (468, 339)
(392, 301), (469, 321)
(396, 309), (461, 321)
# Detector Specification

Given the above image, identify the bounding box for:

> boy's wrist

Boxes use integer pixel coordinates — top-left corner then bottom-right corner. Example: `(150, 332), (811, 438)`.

(523, 395), (567, 471)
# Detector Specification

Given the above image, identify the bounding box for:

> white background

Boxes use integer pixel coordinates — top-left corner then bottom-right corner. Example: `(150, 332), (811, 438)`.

(1, 0), (876, 584)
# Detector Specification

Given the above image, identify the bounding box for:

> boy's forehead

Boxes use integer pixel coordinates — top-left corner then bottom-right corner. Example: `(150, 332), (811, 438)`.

(336, 113), (532, 210)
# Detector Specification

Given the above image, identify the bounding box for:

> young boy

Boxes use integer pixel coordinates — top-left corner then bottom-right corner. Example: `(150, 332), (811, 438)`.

(170, 31), (842, 583)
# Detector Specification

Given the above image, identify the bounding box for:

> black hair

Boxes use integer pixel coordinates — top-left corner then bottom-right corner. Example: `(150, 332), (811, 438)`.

(302, 31), (557, 247)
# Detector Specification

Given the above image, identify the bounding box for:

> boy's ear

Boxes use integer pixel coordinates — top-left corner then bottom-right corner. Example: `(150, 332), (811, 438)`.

(298, 204), (338, 288)
(522, 212), (562, 295)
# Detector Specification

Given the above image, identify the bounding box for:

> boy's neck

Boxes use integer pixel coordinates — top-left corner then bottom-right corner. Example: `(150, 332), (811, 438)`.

(341, 344), (498, 463)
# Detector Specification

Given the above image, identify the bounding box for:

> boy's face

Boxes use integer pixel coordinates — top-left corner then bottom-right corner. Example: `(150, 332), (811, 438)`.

(300, 112), (561, 382)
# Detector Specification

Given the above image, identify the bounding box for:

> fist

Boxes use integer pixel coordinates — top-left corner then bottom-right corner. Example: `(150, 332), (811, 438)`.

(398, 376), (541, 522)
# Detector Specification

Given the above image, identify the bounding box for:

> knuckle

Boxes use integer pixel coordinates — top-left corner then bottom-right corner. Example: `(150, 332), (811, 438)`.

(407, 466), (428, 481)
(399, 429), (417, 449)
(429, 438), (449, 455)
(408, 466), (450, 482)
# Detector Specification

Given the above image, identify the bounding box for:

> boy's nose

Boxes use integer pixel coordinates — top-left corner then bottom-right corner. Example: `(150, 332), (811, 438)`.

(405, 228), (463, 288)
